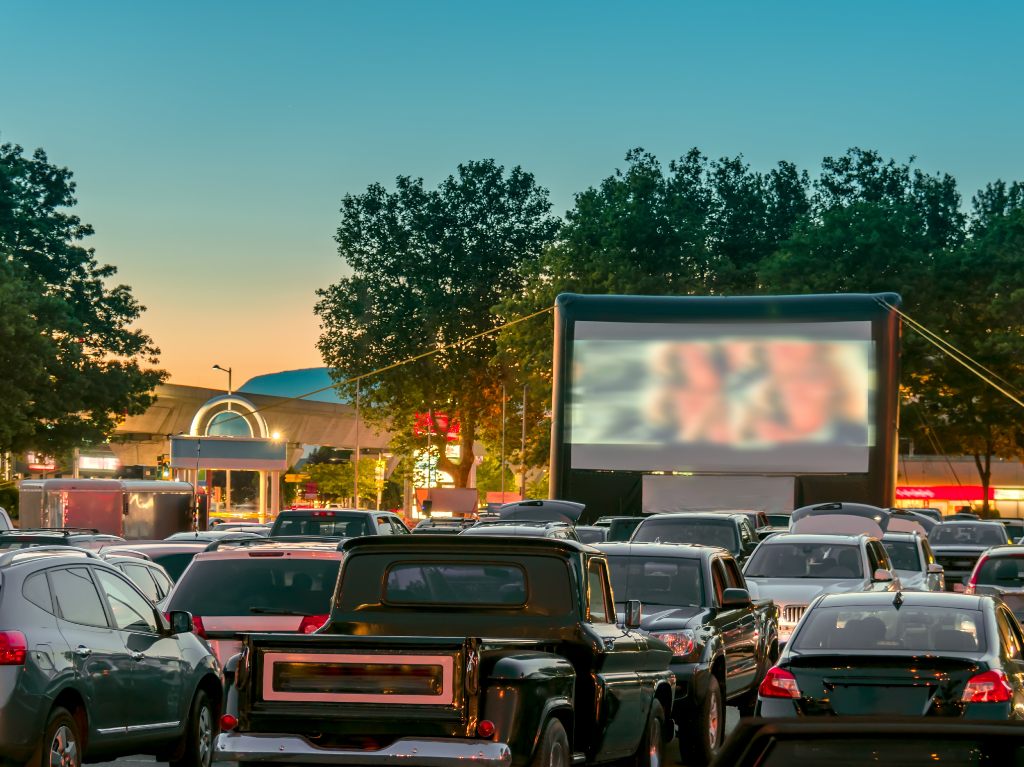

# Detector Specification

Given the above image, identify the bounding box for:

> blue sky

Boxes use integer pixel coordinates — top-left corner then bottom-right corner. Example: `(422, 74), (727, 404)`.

(3, 1), (1022, 386)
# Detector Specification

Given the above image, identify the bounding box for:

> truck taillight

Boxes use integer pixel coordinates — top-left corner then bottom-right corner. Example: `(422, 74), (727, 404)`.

(965, 556), (987, 594)
(962, 670), (1012, 703)
(299, 614), (329, 634)
(0, 631), (27, 665)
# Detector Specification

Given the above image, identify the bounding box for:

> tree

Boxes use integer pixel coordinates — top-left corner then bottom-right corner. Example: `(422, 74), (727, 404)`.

(315, 160), (560, 487)
(305, 459), (380, 507)
(0, 143), (165, 455)
(492, 148), (810, 475)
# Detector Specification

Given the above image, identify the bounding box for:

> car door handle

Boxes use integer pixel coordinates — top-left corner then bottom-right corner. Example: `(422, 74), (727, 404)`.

(75, 645), (91, 658)
(130, 651), (145, 661)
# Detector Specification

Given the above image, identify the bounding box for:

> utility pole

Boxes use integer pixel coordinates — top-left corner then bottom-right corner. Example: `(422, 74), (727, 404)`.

(500, 383), (506, 499)
(354, 379), (361, 509)
(520, 382), (527, 498)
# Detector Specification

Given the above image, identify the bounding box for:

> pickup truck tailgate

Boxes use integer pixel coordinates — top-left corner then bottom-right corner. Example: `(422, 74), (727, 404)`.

(240, 633), (477, 738)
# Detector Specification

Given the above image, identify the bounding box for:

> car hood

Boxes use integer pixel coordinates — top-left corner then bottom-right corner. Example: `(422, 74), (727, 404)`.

(894, 569), (927, 590)
(615, 604), (709, 632)
(745, 577), (867, 604)
(930, 544), (991, 554)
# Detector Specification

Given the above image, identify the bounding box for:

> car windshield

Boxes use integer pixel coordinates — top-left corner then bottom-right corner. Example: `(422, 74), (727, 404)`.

(272, 513), (372, 538)
(384, 562), (526, 605)
(882, 540), (921, 571)
(792, 605), (986, 653)
(167, 557), (342, 615)
(929, 524), (1007, 546)
(976, 555), (1024, 588)
(631, 518), (739, 553)
(745, 542), (863, 579)
(607, 555), (704, 607)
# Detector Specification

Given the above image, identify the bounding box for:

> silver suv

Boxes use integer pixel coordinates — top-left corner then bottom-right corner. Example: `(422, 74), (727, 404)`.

(742, 533), (900, 645)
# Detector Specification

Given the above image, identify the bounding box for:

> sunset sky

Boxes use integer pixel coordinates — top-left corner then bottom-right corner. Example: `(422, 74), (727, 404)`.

(4, 1), (1022, 390)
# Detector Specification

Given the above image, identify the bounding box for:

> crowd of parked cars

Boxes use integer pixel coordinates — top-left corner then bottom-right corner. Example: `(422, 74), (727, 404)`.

(3, 498), (1024, 766)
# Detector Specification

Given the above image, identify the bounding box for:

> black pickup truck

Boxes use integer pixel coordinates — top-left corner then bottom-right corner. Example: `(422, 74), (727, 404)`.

(599, 542), (779, 765)
(215, 536), (675, 767)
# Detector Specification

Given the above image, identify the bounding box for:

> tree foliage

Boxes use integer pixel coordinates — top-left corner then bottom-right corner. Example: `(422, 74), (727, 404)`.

(0, 143), (165, 454)
(316, 160), (560, 487)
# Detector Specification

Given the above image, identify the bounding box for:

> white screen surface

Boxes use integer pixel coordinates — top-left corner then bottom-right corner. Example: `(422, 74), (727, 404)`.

(569, 321), (875, 473)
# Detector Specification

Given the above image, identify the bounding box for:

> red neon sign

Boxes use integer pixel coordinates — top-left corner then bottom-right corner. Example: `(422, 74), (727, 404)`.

(896, 485), (993, 502)
(413, 412), (460, 443)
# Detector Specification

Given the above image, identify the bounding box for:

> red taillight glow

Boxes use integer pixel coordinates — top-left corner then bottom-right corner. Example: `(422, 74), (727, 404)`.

(191, 616), (207, 639)
(758, 666), (800, 699)
(312, 511), (336, 517)
(298, 614), (329, 634)
(220, 714), (238, 731)
(477, 720), (496, 738)
(967, 556), (987, 593)
(962, 670), (1012, 703)
(0, 631), (27, 665)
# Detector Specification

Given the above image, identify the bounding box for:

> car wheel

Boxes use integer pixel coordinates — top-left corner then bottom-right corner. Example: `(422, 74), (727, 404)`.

(39, 707), (82, 767)
(680, 675), (724, 766)
(170, 690), (215, 767)
(631, 699), (665, 767)
(529, 717), (570, 767)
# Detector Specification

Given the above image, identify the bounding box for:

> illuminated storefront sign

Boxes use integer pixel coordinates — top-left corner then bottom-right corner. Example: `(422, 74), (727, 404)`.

(896, 485), (993, 501)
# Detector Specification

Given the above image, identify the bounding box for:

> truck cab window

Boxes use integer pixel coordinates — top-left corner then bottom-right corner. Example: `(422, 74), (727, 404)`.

(587, 560), (613, 624)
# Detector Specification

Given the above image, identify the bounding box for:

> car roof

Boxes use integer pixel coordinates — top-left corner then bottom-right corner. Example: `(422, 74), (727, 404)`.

(643, 512), (749, 522)
(758, 532), (872, 545)
(460, 524), (567, 536)
(472, 519), (568, 528)
(816, 590), (986, 610)
(881, 532), (922, 541)
(341, 534), (596, 554)
(939, 520), (1003, 527)
(596, 541), (728, 558)
(0, 546), (101, 569)
(278, 508), (386, 516)
(977, 545), (1024, 557)
(192, 541), (345, 561)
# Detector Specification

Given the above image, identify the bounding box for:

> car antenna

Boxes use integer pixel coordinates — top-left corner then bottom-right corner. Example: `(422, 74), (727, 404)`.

(893, 591), (904, 610)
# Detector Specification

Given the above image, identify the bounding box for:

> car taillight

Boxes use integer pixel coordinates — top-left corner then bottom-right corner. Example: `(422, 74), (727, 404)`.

(312, 511), (335, 517)
(0, 631), (27, 665)
(192, 616), (207, 638)
(962, 670), (1012, 703)
(298, 614), (329, 634)
(758, 666), (800, 699)
(477, 719), (496, 738)
(966, 556), (987, 593)
(220, 714), (238, 731)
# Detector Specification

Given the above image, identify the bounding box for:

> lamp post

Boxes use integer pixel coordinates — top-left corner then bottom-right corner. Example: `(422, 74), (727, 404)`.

(212, 364), (233, 514)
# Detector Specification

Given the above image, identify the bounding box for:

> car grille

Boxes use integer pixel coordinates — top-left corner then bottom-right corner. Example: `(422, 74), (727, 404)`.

(781, 604), (807, 624)
(935, 555), (980, 571)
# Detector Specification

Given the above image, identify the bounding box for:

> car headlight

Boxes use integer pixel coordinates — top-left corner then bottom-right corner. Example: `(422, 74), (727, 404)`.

(650, 630), (697, 657)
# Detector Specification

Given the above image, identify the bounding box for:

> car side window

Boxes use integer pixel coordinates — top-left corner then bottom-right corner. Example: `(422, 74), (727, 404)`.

(997, 609), (1022, 661)
(921, 539), (936, 566)
(124, 564), (160, 602)
(96, 569), (159, 633)
(1005, 610), (1024, 659)
(390, 517), (411, 534)
(738, 521), (755, 547)
(711, 559), (726, 605)
(586, 560), (613, 624)
(50, 567), (110, 628)
(23, 571), (54, 613)
(865, 542), (885, 572)
(149, 567), (174, 598)
(722, 558), (744, 590)
(376, 516), (394, 535)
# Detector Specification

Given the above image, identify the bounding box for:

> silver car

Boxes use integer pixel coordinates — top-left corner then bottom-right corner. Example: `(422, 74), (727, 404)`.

(742, 533), (900, 645)
(881, 532), (945, 591)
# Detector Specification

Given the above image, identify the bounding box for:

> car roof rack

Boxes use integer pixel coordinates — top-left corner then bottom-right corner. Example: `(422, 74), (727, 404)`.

(99, 548), (153, 561)
(3, 527), (101, 536)
(0, 545), (99, 567)
(204, 535), (347, 552)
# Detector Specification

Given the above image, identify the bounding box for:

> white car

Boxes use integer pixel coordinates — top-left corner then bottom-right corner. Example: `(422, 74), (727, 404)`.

(743, 533), (900, 645)
(0, 507), (11, 531)
(881, 531), (945, 591)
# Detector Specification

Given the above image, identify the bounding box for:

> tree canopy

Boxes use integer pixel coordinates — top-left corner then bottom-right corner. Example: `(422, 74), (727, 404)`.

(0, 143), (165, 455)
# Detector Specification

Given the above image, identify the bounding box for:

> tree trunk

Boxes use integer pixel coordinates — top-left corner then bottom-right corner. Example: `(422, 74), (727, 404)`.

(973, 449), (993, 517)
(431, 412), (476, 489)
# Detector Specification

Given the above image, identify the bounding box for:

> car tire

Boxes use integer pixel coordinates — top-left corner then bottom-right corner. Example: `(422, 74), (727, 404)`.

(36, 707), (82, 767)
(530, 716), (570, 767)
(631, 699), (666, 767)
(170, 690), (215, 767)
(680, 674), (724, 766)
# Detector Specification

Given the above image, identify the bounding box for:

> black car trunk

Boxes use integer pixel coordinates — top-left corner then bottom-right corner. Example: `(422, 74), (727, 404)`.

(786, 654), (982, 717)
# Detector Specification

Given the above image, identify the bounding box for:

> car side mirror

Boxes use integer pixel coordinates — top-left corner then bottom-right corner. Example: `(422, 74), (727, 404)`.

(927, 563), (944, 575)
(168, 610), (194, 635)
(873, 568), (894, 583)
(722, 587), (752, 608)
(625, 599), (643, 629)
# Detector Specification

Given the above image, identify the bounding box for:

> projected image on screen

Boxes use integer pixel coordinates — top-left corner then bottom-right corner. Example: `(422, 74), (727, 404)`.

(569, 321), (875, 473)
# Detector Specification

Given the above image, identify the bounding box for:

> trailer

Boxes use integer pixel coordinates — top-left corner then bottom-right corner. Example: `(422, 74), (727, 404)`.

(18, 479), (201, 538)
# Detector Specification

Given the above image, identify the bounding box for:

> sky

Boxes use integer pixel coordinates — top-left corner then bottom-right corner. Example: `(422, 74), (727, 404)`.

(3, 1), (1023, 389)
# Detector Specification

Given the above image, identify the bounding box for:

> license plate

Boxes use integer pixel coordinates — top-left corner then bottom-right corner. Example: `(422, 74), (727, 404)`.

(830, 685), (931, 716)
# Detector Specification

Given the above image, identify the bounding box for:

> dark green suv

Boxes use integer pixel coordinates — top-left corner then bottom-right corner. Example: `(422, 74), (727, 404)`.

(0, 546), (221, 767)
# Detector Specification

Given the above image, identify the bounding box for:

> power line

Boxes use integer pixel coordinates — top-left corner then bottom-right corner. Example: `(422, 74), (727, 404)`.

(195, 305), (554, 431)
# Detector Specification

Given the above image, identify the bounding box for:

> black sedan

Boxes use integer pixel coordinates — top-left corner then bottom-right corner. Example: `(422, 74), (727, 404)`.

(756, 591), (1024, 719)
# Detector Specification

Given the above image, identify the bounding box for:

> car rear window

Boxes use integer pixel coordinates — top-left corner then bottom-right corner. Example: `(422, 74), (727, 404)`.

(745, 542), (863, 579)
(272, 513), (372, 538)
(149, 552), (199, 581)
(929, 524), (1008, 546)
(976, 555), (1024, 587)
(792, 605), (986, 653)
(167, 556), (341, 616)
(881, 540), (921, 571)
(384, 563), (526, 606)
(0, 537), (65, 550)
(631, 518), (739, 552)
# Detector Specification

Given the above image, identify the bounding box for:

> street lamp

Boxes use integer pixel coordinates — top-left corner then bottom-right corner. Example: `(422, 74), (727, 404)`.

(212, 364), (233, 411)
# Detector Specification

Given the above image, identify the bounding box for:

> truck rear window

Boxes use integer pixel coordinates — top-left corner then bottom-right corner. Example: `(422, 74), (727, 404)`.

(384, 563), (526, 606)
(273, 514), (372, 538)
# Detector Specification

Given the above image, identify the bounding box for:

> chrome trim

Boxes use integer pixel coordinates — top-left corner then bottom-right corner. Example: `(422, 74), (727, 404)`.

(96, 726), (126, 735)
(127, 721), (180, 732)
(215, 733), (512, 766)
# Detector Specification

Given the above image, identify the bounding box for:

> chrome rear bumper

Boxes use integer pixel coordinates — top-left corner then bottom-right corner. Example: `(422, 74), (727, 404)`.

(215, 732), (512, 766)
